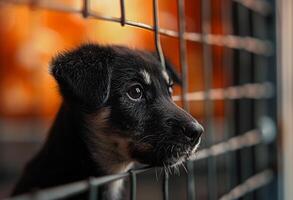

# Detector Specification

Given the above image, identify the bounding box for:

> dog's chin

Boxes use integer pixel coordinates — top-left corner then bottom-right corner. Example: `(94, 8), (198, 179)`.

(131, 138), (202, 167)
(162, 138), (202, 167)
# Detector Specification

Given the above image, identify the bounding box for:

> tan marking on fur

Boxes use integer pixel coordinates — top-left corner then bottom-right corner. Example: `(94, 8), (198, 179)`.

(162, 70), (170, 83)
(86, 107), (133, 172)
(133, 142), (153, 152)
(140, 70), (151, 84)
(86, 107), (135, 200)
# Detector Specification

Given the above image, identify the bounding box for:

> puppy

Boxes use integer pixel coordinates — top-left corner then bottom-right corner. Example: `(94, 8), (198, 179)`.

(11, 44), (204, 200)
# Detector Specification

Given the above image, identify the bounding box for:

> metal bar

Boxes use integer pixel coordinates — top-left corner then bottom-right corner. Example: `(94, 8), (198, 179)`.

(219, 169), (274, 200)
(9, 181), (89, 200)
(7, 128), (270, 200)
(236, 4), (254, 200)
(153, 0), (165, 69)
(278, 1), (293, 200)
(177, 0), (195, 199)
(201, 0), (217, 199)
(152, 1), (169, 200)
(119, 0), (125, 26)
(7, 167), (151, 200)
(88, 177), (98, 200)
(189, 129), (262, 161)
(233, 0), (271, 16)
(130, 170), (136, 200)
(172, 82), (274, 102)
(251, 8), (269, 200)
(221, 0), (236, 193)
(186, 161), (195, 200)
(82, 0), (89, 18)
(163, 172), (169, 200)
(0, 0), (273, 55)
(177, 0), (189, 111)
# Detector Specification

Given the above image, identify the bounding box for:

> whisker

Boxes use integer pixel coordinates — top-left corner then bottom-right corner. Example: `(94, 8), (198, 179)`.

(181, 163), (188, 174)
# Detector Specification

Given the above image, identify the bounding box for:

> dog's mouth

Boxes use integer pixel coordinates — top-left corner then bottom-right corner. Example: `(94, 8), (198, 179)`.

(160, 138), (201, 167)
(129, 137), (202, 167)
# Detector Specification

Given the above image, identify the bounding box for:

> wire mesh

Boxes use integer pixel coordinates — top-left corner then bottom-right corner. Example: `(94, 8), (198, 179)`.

(0, 0), (278, 199)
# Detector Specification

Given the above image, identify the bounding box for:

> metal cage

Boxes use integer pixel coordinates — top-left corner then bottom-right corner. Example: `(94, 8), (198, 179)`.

(0, 0), (278, 200)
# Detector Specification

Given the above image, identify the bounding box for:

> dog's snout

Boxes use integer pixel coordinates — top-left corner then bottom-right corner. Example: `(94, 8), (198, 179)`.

(183, 122), (204, 140)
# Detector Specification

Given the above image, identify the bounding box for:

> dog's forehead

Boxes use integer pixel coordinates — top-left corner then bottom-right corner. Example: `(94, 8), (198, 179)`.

(138, 62), (170, 86)
(113, 48), (170, 85)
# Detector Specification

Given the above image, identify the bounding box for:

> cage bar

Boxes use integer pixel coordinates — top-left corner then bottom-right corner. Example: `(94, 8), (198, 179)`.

(130, 170), (137, 200)
(88, 177), (98, 200)
(0, 0), (273, 55)
(201, 0), (218, 199)
(119, 0), (126, 26)
(0, 0), (278, 200)
(163, 172), (169, 200)
(153, 0), (165, 69)
(218, 169), (274, 200)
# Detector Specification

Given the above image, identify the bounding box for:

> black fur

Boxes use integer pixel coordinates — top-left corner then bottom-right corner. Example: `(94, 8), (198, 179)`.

(11, 44), (203, 200)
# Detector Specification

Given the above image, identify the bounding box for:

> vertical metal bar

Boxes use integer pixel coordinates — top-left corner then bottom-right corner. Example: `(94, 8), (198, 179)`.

(153, 2), (169, 200)
(120, 0), (126, 26)
(163, 172), (169, 200)
(278, 1), (293, 199)
(201, 0), (217, 199)
(153, 0), (165, 69)
(221, 0), (235, 194)
(82, 0), (89, 18)
(177, 0), (189, 111)
(186, 162), (195, 200)
(88, 177), (98, 200)
(177, 0), (195, 199)
(236, 4), (254, 200)
(130, 171), (137, 200)
(252, 11), (267, 200)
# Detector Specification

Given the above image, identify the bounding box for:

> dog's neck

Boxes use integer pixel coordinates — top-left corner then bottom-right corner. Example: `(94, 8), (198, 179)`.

(49, 105), (132, 200)
(13, 103), (133, 200)
(83, 106), (134, 200)
(41, 103), (102, 176)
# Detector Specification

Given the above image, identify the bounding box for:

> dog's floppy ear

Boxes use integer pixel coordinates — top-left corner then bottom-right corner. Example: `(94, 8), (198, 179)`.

(50, 44), (112, 110)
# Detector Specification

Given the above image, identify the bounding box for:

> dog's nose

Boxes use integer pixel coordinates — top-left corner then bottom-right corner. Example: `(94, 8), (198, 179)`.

(183, 122), (204, 140)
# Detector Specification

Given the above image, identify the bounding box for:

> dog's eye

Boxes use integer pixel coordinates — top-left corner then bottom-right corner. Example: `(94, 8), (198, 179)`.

(127, 84), (143, 101)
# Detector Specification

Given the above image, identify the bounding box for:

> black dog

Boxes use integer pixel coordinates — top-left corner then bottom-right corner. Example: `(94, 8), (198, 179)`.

(11, 44), (203, 200)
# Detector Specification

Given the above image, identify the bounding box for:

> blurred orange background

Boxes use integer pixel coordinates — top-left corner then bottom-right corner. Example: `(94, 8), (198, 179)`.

(0, 0), (227, 124)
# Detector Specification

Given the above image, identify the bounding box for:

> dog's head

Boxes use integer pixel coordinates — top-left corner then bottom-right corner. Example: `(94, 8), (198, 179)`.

(51, 44), (203, 168)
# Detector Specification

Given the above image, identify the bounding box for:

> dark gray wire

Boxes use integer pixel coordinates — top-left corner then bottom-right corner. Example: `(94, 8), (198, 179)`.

(120, 0), (125, 26)
(0, 0), (273, 56)
(130, 170), (137, 200)
(201, 0), (217, 199)
(153, 0), (165, 69)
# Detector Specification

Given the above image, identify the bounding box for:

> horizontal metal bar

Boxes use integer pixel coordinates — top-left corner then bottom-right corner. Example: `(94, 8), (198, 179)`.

(7, 167), (151, 200)
(7, 127), (270, 200)
(219, 169), (274, 200)
(188, 129), (263, 161)
(172, 82), (274, 102)
(8, 181), (89, 200)
(233, 0), (271, 16)
(0, 0), (272, 55)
